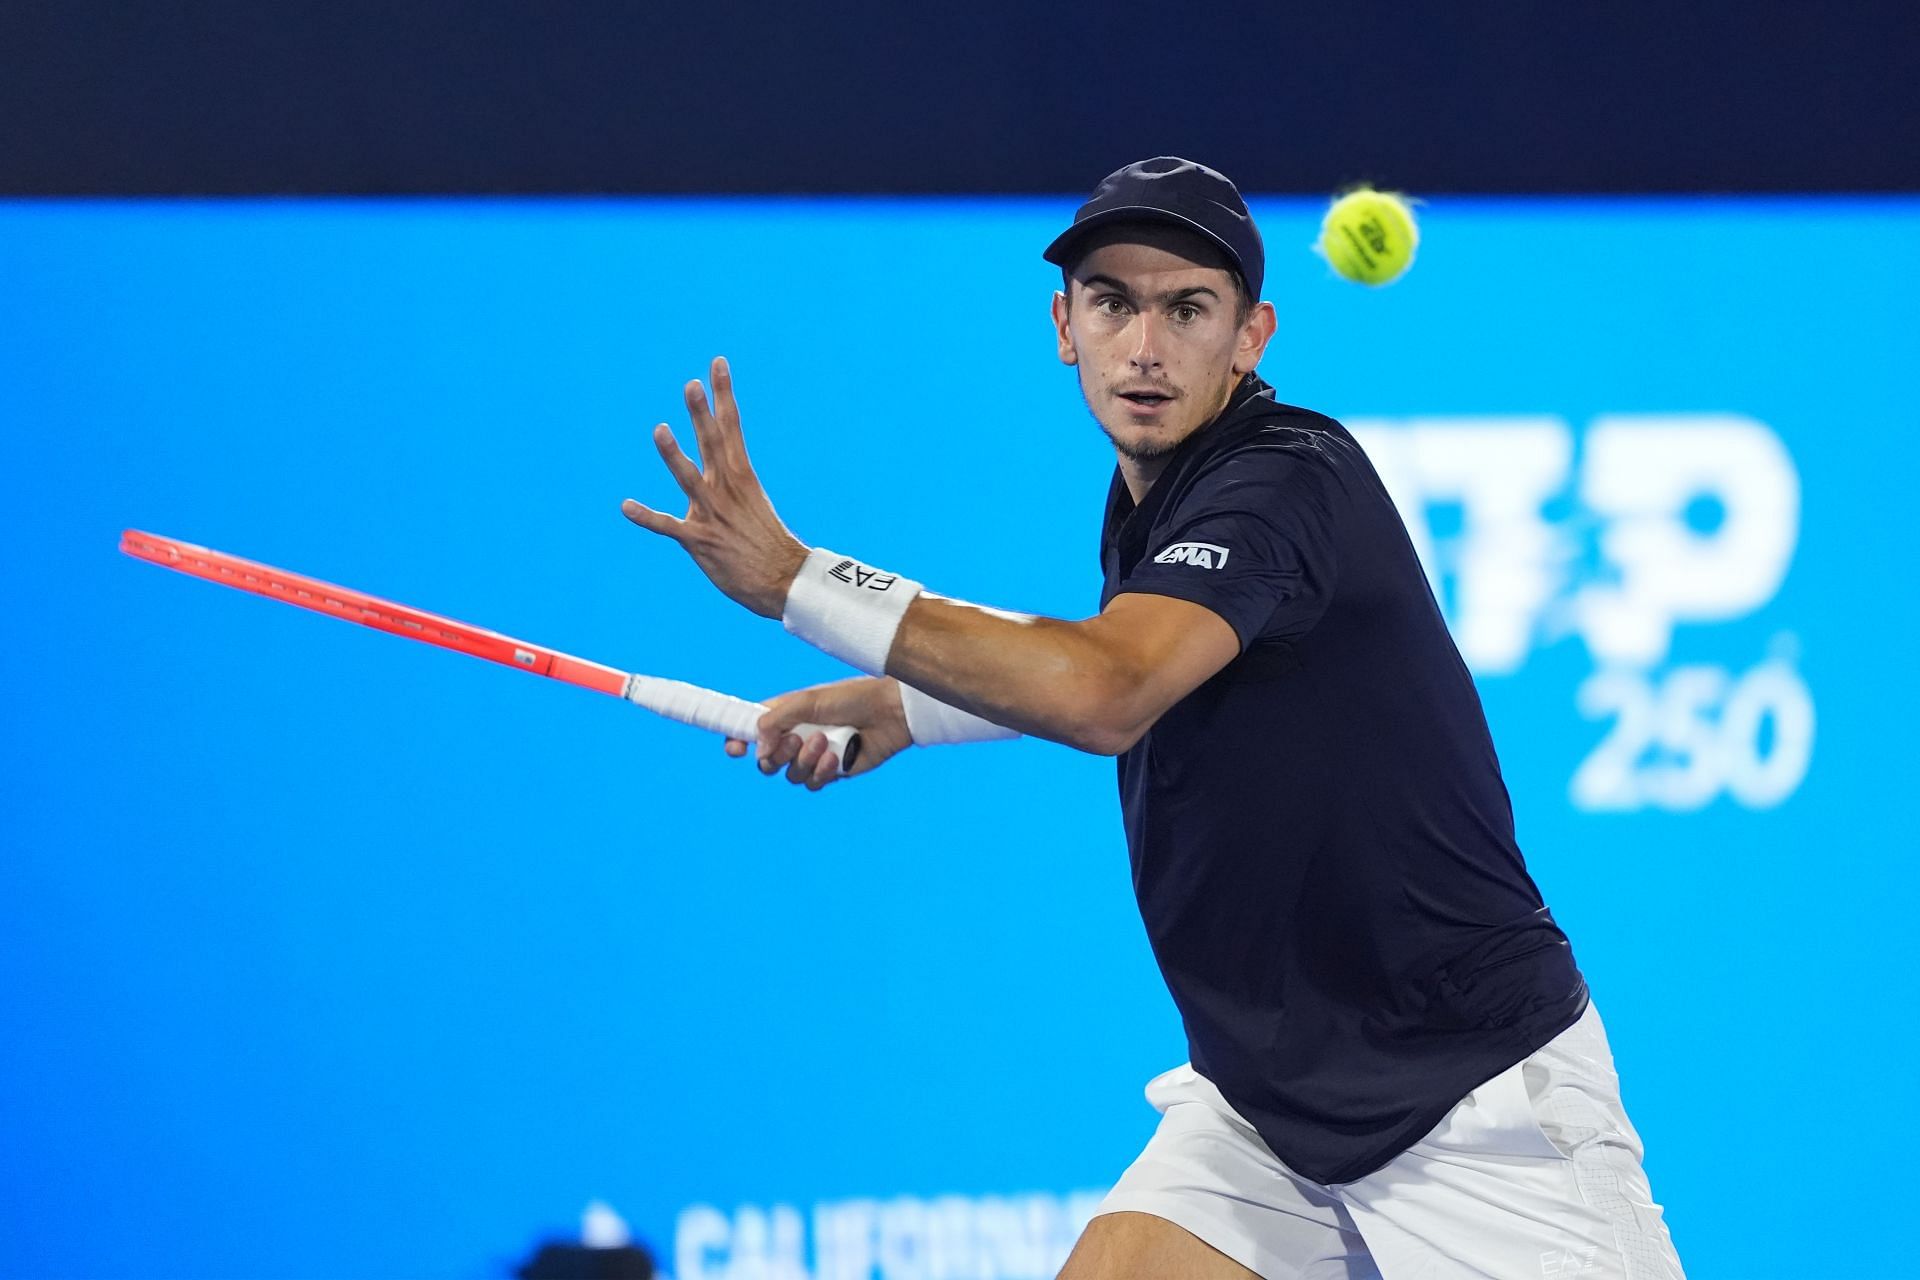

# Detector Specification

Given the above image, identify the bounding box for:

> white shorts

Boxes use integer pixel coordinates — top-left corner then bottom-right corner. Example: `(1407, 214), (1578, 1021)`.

(1091, 1002), (1684, 1280)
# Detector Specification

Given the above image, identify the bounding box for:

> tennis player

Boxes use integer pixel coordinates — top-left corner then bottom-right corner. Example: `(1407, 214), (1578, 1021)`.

(621, 157), (1685, 1280)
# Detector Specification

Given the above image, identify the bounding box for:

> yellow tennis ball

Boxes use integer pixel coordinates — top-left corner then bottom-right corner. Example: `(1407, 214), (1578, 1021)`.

(1317, 187), (1420, 286)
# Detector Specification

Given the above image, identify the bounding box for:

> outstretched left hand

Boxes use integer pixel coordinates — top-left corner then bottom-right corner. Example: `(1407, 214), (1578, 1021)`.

(621, 356), (810, 619)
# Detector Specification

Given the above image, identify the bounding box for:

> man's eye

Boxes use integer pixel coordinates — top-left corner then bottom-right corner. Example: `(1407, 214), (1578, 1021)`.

(1172, 304), (1200, 323)
(1095, 296), (1129, 316)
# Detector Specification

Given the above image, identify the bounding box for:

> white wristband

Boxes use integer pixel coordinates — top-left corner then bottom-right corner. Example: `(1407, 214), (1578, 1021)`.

(782, 548), (924, 675)
(899, 682), (1022, 746)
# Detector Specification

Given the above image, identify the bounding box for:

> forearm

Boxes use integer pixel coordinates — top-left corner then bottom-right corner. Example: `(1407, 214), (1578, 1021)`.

(885, 595), (1145, 754)
(779, 549), (1234, 756)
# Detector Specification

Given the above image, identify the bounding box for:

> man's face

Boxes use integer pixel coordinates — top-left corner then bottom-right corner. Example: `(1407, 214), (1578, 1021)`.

(1051, 228), (1276, 466)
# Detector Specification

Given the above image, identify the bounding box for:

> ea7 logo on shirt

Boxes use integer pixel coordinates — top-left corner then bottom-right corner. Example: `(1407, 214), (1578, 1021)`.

(829, 558), (899, 591)
(1540, 1245), (1599, 1276)
(1153, 541), (1231, 569)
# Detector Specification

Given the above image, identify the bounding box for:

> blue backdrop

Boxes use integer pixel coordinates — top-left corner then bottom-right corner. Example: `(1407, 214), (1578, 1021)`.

(3, 197), (1915, 1279)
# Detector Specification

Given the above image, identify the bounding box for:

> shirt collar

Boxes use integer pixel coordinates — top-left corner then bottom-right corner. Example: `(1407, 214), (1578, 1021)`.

(1104, 372), (1275, 529)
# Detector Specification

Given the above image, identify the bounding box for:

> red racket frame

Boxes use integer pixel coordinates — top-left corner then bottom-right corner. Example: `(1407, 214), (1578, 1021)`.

(119, 529), (630, 697)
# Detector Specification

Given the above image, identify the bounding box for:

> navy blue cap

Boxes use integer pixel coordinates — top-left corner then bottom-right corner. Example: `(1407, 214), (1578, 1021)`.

(1043, 156), (1264, 300)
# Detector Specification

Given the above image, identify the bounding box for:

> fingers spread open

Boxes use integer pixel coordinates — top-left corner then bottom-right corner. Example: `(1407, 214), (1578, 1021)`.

(683, 378), (730, 472)
(710, 356), (747, 452)
(653, 423), (704, 499)
(620, 498), (684, 539)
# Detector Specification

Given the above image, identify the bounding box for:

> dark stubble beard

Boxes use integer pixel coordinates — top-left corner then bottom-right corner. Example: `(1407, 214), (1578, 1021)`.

(1095, 414), (1185, 463)
(1084, 377), (1239, 464)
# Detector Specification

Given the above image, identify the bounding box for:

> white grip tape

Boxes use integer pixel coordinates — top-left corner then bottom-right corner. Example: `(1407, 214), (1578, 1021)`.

(782, 548), (922, 675)
(623, 674), (860, 771)
(899, 682), (1021, 746)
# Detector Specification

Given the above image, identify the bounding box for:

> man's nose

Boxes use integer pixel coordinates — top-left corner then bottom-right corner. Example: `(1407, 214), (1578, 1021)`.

(1129, 311), (1162, 369)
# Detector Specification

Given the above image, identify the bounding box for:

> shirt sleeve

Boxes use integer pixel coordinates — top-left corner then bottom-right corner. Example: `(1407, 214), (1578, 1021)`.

(1115, 445), (1343, 650)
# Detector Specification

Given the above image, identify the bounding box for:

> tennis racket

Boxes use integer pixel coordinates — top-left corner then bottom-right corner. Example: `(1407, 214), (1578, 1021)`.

(119, 529), (860, 770)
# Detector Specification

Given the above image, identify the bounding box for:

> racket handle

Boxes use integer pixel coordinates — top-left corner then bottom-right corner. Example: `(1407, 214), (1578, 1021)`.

(621, 674), (862, 772)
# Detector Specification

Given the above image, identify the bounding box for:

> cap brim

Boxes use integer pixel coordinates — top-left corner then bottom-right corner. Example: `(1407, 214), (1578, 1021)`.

(1042, 204), (1242, 278)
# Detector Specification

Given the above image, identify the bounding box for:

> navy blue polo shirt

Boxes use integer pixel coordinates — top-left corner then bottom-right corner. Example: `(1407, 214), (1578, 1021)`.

(1100, 374), (1588, 1185)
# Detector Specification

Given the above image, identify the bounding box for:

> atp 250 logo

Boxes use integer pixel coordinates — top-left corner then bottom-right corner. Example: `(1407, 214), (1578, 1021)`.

(1350, 414), (1811, 815)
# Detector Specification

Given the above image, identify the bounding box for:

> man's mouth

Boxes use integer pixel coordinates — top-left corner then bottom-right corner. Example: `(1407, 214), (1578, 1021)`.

(1117, 388), (1177, 413)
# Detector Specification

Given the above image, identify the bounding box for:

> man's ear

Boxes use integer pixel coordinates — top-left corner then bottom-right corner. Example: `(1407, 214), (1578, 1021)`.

(1233, 300), (1278, 377)
(1052, 290), (1078, 366)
